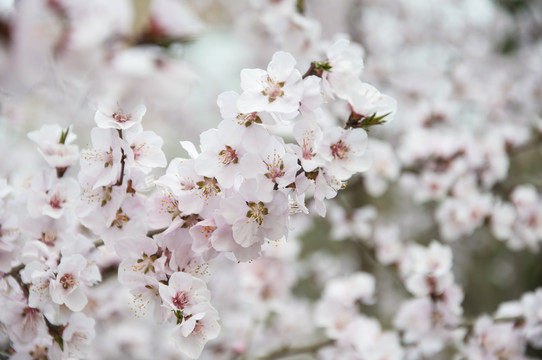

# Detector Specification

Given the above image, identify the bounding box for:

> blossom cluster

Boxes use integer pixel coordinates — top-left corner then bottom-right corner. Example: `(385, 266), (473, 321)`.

(0, 6), (395, 354)
(1, 0), (542, 359)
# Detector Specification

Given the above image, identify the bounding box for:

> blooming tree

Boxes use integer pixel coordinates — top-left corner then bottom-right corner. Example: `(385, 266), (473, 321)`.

(1, 0), (542, 359)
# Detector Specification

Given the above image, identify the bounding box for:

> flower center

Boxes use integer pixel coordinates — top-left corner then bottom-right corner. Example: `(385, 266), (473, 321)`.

(29, 345), (48, 360)
(181, 177), (195, 191)
(134, 252), (159, 274)
(60, 273), (76, 290)
(246, 201), (269, 226)
(302, 141), (314, 160)
(196, 177), (221, 199)
(218, 145), (238, 165)
(39, 231), (57, 246)
(264, 157), (285, 183)
(131, 142), (147, 160)
(22, 306), (39, 318)
(330, 140), (349, 159)
(262, 77), (285, 103)
(201, 225), (216, 238)
(161, 196), (180, 220)
(172, 291), (190, 309)
(49, 193), (65, 209)
(111, 208), (130, 229)
(236, 112), (262, 127)
(112, 111), (131, 123)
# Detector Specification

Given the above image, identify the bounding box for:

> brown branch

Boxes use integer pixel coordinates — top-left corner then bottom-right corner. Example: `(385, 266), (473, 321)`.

(115, 129), (127, 187)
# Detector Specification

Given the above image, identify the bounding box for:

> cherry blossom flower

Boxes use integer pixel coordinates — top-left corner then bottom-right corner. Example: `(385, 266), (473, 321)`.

(79, 128), (125, 189)
(80, 194), (147, 249)
(194, 121), (269, 189)
(462, 316), (527, 360)
(171, 303), (220, 359)
(116, 235), (166, 283)
(394, 297), (455, 356)
(49, 254), (89, 311)
(124, 124), (167, 174)
(217, 90), (274, 129)
(27, 176), (79, 219)
(319, 38), (365, 101)
(321, 272), (376, 307)
(400, 241), (454, 297)
(290, 116), (324, 172)
(157, 157), (221, 218)
(27, 124), (79, 172)
(319, 126), (371, 180)
(0, 296), (48, 345)
(51, 312), (96, 360)
(238, 51), (303, 116)
(159, 271), (211, 317)
(349, 82), (398, 122)
(220, 181), (289, 250)
(94, 100), (146, 130)
(255, 136), (300, 198)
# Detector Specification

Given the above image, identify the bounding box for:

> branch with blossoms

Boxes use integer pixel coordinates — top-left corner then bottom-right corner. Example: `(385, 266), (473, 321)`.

(0, 34), (396, 358)
(3, 1), (541, 359)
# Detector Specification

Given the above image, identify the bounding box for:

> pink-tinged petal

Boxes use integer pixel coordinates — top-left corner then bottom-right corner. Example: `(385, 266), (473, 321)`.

(168, 271), (193, 293)
(177, 193), (204, 214)
(58, 254), (87, 275)
(131, 104), (147, 122)
(300, 76), (323, 113)
(194, 153), (218, 178)
(216, 164), (241, 189)
(64, 287), (88, 312)
(198, 128), (220, 153)
(263, 215), (288, 241)
(348, 150), (373, 173)
(189, 220), (215, 253)
(180, 316), (197, 337)
(238, 123), (271, 153)
(267, 51), (297, 81)
(237, 91), (271, 114)
(220, 195), (246, 224)
(232, 220), (259, 248)
(90, 128), (116, 150)
(180, 140), (199, 159)
(240, 69), (266, 92)
(216, 91), (240, 120)
(115, 235), (157, 259)
(232, 242), (261, 262)
(94, 102), (146, 130)
(158, 282), (173, 306)
(265, 96), (300, 114)
(210, 223), (235, 252)
(217, 120), (244, 146)
(345, 128), (368, 153)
